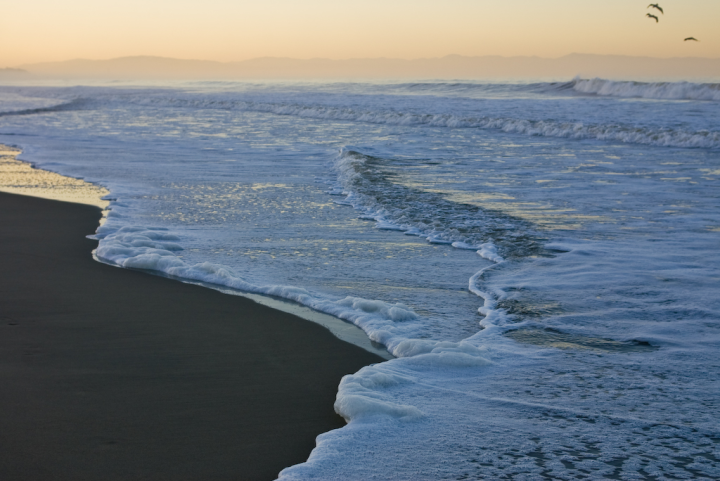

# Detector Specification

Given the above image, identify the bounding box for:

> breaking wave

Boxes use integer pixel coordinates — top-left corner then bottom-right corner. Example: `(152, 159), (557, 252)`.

(0, 99), (87, 117)
(96, 93), (720, 149)
(4, 84), (720, 148)
(569, 77), (720, 101)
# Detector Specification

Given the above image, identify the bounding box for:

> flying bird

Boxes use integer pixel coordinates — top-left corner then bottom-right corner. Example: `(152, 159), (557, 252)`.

(648, 4), (664, 14)
(684, 37), (699, 42)
(646, 13), (659, 23)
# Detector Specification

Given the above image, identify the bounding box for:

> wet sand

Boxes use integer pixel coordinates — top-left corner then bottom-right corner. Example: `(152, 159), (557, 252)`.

(0, 191), (383, 480)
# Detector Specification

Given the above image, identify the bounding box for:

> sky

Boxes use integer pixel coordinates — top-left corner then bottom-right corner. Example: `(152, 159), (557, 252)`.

(2, 0), (718, 67)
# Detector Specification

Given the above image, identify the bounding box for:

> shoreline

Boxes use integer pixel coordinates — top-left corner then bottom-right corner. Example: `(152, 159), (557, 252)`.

(0, 145), (391, 360)
(93, 258), (394, 361)
(0, 188), (383, 479)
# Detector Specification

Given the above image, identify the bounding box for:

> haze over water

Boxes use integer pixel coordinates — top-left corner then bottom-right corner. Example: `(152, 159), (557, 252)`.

(1, 77), (719, 479)
(4, 0), (719, 65)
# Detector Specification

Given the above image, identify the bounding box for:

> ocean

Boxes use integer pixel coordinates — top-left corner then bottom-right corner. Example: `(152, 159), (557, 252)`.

(1, 78), (719, 479)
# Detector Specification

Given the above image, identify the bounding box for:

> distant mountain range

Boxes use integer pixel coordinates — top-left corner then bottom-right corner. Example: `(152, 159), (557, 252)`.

(11, 54), (720, 80)
(0, 68), (30, 78)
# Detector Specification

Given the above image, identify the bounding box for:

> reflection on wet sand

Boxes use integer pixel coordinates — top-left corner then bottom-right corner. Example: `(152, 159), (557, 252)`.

(0, 146), (109, 209)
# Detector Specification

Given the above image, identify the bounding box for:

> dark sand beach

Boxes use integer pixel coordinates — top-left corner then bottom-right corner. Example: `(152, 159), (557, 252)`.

(0, 191), (383, 480)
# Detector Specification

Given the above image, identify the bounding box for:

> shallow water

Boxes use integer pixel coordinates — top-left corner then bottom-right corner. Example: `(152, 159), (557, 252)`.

(1, 78), (719, 479)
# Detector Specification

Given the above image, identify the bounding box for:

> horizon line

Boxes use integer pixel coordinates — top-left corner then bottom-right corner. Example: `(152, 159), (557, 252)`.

(14, 52), (720, 68)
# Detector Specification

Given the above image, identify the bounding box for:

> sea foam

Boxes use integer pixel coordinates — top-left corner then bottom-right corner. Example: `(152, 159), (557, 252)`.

(93, 224), (436, 356)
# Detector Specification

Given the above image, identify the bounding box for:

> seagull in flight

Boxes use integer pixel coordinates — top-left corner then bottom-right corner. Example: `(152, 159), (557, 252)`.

(684, 37), (699, 42)
(646, 13), (659, 23)
(648, 4), (664, 14)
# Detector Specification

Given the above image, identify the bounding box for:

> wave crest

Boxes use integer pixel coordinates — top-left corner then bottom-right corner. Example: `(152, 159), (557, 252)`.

(0, 99), (87, 117)
(570, 77), (720, 101)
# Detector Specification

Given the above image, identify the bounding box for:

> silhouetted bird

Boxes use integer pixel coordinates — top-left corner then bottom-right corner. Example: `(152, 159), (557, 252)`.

(646, 13), (659, 23)
(648, 4), (664, 14)
(684, 37), (699, 42)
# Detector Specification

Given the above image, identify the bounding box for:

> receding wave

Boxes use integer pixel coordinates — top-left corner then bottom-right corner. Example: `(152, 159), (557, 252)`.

(569, 77), (720, 101)
(334, 149), (546, 259)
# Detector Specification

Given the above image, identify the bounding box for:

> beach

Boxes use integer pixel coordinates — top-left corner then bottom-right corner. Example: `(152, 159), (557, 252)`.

(1, 81), (718, 479)
(0, 190), (384, 480)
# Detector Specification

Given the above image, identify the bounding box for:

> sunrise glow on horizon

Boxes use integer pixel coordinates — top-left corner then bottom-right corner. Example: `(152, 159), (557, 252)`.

(3, 0), (719, 67)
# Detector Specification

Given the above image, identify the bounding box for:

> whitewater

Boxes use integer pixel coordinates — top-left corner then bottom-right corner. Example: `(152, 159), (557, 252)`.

(1, 78), (719, 479)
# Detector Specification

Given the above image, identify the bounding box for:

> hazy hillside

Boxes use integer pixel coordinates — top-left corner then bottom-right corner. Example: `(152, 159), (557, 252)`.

(0, 68), (31, 79)
(15, 54), (720, 80)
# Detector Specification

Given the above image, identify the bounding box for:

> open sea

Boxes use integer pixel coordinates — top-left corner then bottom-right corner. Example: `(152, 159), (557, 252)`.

(1, 77), (719, 480)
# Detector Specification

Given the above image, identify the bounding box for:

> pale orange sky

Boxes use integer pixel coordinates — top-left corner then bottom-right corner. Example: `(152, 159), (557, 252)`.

(2, 0), (718, 67)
